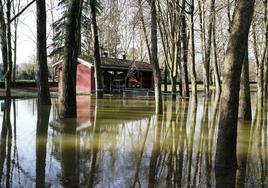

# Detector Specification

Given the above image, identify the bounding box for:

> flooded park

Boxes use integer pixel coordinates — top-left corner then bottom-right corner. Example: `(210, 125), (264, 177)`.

(0, 93), (267, 187)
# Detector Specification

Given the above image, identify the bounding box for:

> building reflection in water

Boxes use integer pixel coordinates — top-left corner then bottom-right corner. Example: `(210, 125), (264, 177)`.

(0, 95), (267, 187)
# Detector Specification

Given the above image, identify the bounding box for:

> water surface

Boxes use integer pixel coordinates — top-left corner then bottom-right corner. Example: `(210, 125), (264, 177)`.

(0, 95), (267, 187)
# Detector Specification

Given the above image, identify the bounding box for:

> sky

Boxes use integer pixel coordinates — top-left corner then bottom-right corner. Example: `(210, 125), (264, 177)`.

(0, 0), (58, 66)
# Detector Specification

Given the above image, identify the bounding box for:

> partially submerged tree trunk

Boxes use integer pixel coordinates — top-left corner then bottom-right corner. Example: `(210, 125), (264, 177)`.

(203, 0), (215, 96)
(36, 0), (51, 105)
(149, 0), (163, 114)
(215, 0), (254, 169)
(60, 0), (81, 118)
(90, 0), (103, 99)
(198, 0), (207, 96)
(181, 0), (190, 97)
(189, 0), (197, 102)
(239, 43), (252, 121)
(212, 0), (221, 97)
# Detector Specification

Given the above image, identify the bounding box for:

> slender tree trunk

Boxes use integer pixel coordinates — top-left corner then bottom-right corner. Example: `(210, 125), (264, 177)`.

(164, 63), (168, 93)
(12, 28), (17, 83)
(0, 0), (8, 81)
(212, 0), (221, 97)
(259, 0), (268, 102)
(198, 0), (207, 96)
(215, 0), (254, 169)
(203, 0), (215, 96)
(181, 0), (190, 97)
(263, 0), (268, 97)
(36, 0), (51, 105)
(77, 0), (83, 55)
(138, 0), (151, 60)
(12, 0), (20, 83)
(60, 0), (81, 118)
(90, 0), (103, 99)
(239, 43), (252, 120)
(189, 0), (197, 102)
(6, 0), (12, 99)
(150, 0), (162, 114)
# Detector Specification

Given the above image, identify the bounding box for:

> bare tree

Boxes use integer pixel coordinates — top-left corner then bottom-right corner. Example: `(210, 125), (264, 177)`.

(36, 0), (51, 105)
(216, 0), (254, 169)
(148, 0), (163, 114)
(90, 0), (103, 99)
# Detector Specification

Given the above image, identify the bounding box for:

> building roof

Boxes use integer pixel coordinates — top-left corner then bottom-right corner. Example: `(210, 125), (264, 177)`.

(52, 56), (153, 72)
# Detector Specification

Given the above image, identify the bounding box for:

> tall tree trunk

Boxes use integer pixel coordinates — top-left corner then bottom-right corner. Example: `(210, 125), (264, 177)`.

(12, 0), (21, 83)
(0, 0), (7, 81)
(212, 0), (221, 97)
(181, 0), (190, 97)
(6, 0), (12, 99)
(259, 0), (268, 102)
(36, 0), (51, 105)
(215, 0), (254, 169)
(77, 0), (83, 55)
(264, 0), (268, 97)
(239, 43), (252, 120)
(90, 0), (103, 99)
(198, 0), (207, 96)
(164, 63), (168, 93)
(12, 27), (17, 83)
(149, 0), (162, 114)
(189, 0), (197, 102)
(60, 0), (81, 118)
(138, 0), (151, 60)
(203, 0), (215, 96)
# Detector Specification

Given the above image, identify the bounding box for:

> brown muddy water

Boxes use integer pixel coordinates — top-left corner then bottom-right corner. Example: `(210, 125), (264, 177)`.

(0, 94), (267, 187)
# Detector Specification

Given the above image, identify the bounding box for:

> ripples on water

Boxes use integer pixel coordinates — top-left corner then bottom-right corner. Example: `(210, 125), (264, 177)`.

(0, 94), (267, 187)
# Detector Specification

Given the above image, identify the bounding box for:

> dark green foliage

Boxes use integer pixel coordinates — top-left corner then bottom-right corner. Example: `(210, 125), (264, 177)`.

(50, 0), (103, 58)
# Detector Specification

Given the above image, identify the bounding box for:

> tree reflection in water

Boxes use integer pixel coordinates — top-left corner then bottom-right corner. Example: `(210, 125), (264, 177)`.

(36, 104), (51, 187)
(0, 95), (267, 187)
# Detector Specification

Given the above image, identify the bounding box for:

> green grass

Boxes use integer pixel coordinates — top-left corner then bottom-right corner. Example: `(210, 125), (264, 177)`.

(0, 83), (258, 98)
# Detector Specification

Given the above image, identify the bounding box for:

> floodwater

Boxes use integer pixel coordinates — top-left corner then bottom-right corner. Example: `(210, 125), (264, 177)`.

(0, 94), (267, 187)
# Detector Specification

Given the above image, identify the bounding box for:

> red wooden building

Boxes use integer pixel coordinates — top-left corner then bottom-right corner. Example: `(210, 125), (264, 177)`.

(53, 56), (154, 93)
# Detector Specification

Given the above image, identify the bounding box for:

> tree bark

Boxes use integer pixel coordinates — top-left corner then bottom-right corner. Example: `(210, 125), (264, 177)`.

(5, 0), (12, 99)
(149, 0), (163, 114)
(264, 0), (268, 97)
(12, 0), (21, 83)
(203, 0), (215, 96)
(181, 0), (190, 97)
(238, 43), (252, 121)
(0, 0), (8, 82)
(215, 0), (254, 169)
(90, 0), (103, 99)
(212, 0), (221, 97)
(77, 0), (83, 55)
(189, 0), (197, 102)
(60, 0), (81, 118)
(36, 0), (51, 105)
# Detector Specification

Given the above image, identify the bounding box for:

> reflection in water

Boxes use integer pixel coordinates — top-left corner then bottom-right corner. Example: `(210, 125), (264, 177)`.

(0, 97), (12, 187)
(0, 95), (267, 187)
(36, 105), (51, 187)
(60, 119), (79, 187)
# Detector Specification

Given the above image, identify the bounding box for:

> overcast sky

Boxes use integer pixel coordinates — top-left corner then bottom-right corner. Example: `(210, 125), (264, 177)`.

(0, 0), (58, 65)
